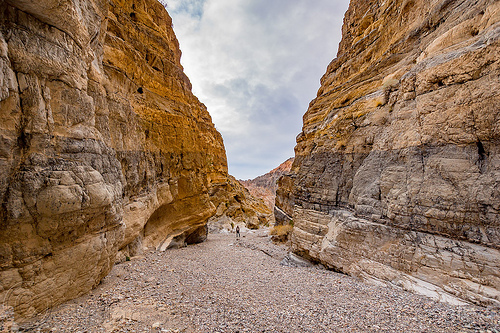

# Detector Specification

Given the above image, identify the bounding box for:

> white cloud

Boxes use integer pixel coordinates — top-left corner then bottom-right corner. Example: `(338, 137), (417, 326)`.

(167, 0), (350, 179)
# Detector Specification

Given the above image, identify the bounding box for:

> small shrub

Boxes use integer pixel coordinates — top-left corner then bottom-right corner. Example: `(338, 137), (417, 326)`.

(248, 223), (260, 230)
(269, 225), (293, 243)
(125, 256), (131, 261)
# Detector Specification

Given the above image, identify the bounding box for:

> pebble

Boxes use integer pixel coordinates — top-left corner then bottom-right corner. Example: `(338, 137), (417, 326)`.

(19, 230), (500, 332)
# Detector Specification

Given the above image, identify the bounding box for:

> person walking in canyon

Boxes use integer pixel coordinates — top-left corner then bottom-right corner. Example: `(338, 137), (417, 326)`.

(236, 225), (240, 239)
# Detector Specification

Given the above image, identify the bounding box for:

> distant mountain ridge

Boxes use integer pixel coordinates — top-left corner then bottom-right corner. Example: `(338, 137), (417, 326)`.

(240, 158), (294, 209)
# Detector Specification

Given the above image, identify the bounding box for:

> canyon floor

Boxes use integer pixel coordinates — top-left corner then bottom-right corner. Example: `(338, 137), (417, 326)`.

(20, 229), (500, 333)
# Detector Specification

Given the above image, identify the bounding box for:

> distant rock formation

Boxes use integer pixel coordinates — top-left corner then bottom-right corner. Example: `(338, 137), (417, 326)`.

(0, 0), (264, 318)
(208, 175), (273, 232)
(287, 0), (500, 306)
(241, 158), (294, 209)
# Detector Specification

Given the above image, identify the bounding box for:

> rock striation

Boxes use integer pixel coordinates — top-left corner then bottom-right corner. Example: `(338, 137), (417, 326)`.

(0, 0), (258, 319)
(289, 0), (500, 306)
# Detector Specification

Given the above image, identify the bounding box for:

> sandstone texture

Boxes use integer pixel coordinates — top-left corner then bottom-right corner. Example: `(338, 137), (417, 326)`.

(290, 0), (500, 306)
(0, 0), (255, 319)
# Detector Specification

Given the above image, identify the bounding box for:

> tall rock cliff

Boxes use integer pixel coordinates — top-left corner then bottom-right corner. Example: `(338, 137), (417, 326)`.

(290, 0), (500, 306)
(0, 0), (250, 318)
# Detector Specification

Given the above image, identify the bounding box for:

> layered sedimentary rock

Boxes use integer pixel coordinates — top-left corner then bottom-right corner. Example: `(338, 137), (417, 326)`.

(290, 0), (500, 306)
(208, 175), (273, 231)
(0, 0), (250, 318)
(274, 174), (294, 225)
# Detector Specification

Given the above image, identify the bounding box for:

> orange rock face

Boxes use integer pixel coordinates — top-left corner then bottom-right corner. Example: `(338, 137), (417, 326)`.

(289, 0), (500, 306)
(0, 0), (248, 319)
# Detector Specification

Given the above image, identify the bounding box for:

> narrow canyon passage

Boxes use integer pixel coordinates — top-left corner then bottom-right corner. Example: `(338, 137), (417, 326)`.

(21, 230), (499, 332)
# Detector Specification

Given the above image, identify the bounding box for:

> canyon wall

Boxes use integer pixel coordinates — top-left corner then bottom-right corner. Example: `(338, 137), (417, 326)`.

(290, 0), (500, 306)
(0, 0), (251, 318)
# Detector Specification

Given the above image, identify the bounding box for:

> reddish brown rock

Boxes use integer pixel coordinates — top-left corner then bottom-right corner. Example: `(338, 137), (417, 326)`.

(240, 158), (293, 210)
(208, 175), (273, 231)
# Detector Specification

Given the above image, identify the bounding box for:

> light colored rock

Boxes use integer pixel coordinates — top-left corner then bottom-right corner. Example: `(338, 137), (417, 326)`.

(288, 0), (500, 306)
(208, 175), (273, 232)
(0, 0), (265, 319)
(292, 208), (500, 306)
(280, 252), (314, 268)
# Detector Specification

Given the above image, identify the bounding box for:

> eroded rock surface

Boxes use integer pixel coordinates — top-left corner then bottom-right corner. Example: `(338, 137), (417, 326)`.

(0, 0), (253, 318)
(290, 0), (500, 306)
(208, 175), (273, 232)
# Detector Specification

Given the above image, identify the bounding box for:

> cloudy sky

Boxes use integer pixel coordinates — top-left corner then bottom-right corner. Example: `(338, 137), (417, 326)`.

(166, 0), (350, 179)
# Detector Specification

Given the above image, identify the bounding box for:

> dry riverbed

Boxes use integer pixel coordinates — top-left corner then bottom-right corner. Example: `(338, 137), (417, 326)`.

(20, 229), (500, 332)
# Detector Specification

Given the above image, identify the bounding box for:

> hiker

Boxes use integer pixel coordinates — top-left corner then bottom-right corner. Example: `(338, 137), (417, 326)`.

(236, 225), (240, 238)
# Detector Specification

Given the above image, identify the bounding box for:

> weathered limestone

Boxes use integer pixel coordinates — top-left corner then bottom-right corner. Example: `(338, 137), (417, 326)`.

(0, 0), (125, 319)
(0, 0), (256, 319)
(290, 0), (500, 306)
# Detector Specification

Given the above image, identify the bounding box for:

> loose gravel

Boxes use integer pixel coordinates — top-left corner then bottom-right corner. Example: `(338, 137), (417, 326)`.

(20, 229), (500, 332)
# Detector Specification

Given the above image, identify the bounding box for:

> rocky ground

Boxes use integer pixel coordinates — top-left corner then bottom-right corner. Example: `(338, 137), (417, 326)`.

(18, 229), (500, 333)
